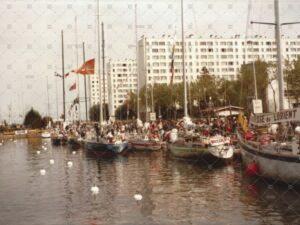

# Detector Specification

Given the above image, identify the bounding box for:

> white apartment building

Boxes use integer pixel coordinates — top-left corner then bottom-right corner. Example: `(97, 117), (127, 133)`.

(89, 60), (137, 118)
(90, 71), (109, 106)
(107, 59), (137, 118)
(138, 35), (300, 87)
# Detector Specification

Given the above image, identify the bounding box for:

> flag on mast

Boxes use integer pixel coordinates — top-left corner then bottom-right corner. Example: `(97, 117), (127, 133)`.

(72, 58), (95, 75)
(64, 72), (70, 77)
(69, 82), (76, 91)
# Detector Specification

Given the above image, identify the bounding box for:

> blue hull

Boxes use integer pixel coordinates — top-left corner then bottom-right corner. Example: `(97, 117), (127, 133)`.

(85, 140), (128, 155)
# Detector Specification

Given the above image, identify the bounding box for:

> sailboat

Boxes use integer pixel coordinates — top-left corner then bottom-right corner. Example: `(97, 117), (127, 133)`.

(84, 0), (128, 155)
(237, 0), (300, 183)
(168, 0), (234, 162)
(128, 5), (163, 152)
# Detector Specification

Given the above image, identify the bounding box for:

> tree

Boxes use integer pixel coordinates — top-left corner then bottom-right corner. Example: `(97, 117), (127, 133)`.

(188, 67), (222, 117)
(115, 91), (137, 120)
(23, 108), (43, 129)
(41, 116), (53, 128)
(89, 104), (109, 121)
(285, 57), (300, 104)
(238, 60), (269, 112)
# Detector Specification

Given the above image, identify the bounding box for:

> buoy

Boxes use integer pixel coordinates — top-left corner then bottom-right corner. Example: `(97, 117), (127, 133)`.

(49, 159), (55, 165)
(40, 169), (46, 176)
(134, 193), (143, 201)
(91, 185), (99, 195)
(36, 150), (41, 155)
(67, 161), (73, 168)
(72, 151), (76, 155)
(13, 140), (17, 143)
(245, 162), (260, 177)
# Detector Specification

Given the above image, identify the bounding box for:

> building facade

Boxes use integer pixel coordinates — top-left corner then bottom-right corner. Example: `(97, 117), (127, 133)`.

(138, 35), (300, 111)
(107, 59), (137, 118)
(138, 35), (300, 85)
(89, 59), (137, 119)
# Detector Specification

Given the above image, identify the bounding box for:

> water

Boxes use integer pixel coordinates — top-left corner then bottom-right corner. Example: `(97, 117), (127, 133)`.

(0, 138), (300, 225)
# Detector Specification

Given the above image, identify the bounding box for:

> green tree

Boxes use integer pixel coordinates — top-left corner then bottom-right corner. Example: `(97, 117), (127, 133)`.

(115, 92), (137, 120)
(238, 60), (269, 112)
(285, 57), (300, 104)
(189, 67), (221, 117)
(218, 78), (241, 106)
(23, 108), (42, 129)
(89, 104), (109, 121)
(41, 116), (53, 128)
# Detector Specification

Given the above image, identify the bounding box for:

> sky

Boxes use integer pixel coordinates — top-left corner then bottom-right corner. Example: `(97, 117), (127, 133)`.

(1, 0), (300, 123)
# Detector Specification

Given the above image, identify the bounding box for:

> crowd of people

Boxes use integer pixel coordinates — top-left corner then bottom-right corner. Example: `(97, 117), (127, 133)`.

(50, 116), (239, 144)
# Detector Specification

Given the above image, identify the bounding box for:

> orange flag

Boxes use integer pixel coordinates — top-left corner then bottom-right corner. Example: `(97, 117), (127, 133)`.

(72, 58), (95, 75)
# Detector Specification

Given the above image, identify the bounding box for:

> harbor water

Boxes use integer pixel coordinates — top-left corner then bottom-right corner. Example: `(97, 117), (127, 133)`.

(0, 138), (300, 225)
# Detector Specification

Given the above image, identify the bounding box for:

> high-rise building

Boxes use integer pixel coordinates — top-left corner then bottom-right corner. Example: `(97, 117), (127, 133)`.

(107, 59), (137, 118)
(138, 35), (300, 88)
(89, 59), (137, 119)
(89, 70), (109, 106)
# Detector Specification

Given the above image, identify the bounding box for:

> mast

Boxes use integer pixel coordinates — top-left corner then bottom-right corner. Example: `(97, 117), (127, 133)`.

(251, 0), (300, 110)
(46, 74), (50, 117)
(97, 0), (103, 124)
(144, 37), (149, 121)
(151, 80), (154, 112)
(82, 42), (88, 121)
(274, 0), (284, 110)
(135, 4), (140, 120)
(55, 74), (59, 120)
(181, 0), (188, 117)
(61, 30), (66, 121)
(75, 16), (81, 121)
(101, 22), (106, 121)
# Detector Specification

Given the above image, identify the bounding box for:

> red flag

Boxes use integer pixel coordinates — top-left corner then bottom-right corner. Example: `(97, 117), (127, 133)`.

(64, 72), (70, 77)
(69, 82), (76, 91)
(72, 58), (95, 75)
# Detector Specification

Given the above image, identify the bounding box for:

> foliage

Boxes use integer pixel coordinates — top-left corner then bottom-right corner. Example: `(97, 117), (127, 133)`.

(115, 92), (137, 120)
(115, 61), (270, 119)
(89, 104), (109, 121)
(238, 60), (269, 112)
(285, 57), (300, 104)
(41, 116), (53, 128)
(23, 108), (43, 129)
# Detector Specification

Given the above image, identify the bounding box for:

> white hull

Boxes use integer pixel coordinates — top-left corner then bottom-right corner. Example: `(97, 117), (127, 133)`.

(238, 133), (300, 183)
(208, 145), (234, 159)
(41, 132), (51, 138)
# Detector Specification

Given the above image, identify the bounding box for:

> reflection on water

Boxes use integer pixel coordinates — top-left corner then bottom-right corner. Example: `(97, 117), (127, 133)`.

(0, 139), (299, 225)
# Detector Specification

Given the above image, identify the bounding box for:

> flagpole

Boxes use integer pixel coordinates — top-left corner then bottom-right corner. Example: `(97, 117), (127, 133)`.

(55, 74), (59, 120)
(61, 30), (66, 122)
(46, 74), (50, 117)
(135, 4), (140, 120)
(97, 0), (103, 125)
(82, 42), (88, 121)
(101, 22), (106, 121)
(181, 0), (188, 118)
(75, 16), (81, 121)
